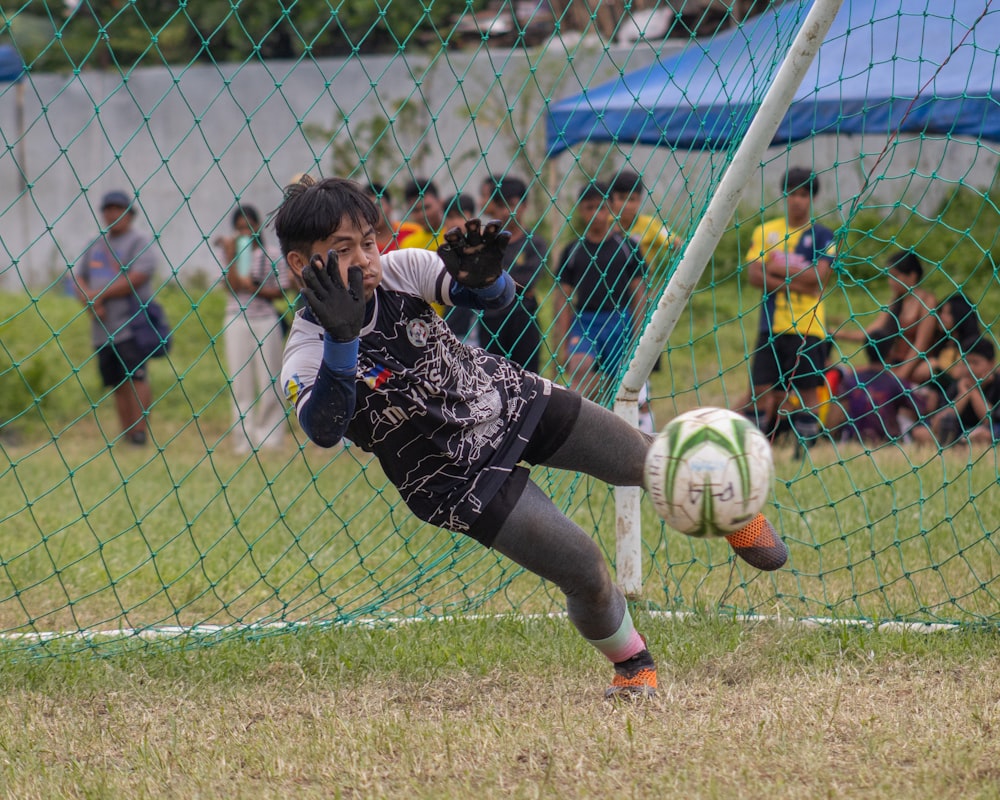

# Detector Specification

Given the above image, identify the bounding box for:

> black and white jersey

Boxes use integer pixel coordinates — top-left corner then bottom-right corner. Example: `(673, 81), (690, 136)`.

(282, 248), (551, 533)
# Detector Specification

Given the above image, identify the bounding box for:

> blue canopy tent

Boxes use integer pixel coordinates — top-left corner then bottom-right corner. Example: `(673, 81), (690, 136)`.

(546, 0), (1000, 154)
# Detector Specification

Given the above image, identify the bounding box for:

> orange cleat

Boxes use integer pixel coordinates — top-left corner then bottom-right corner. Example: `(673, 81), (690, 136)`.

(725, 513), (788, 571)
(605, 646), (657, 699)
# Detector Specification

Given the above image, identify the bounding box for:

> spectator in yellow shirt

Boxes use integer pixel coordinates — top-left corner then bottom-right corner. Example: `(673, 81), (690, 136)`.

(743, 167), (837, 448)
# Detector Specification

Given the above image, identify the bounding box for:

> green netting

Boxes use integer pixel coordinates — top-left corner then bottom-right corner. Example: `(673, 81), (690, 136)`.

(1, 0), (999, 658)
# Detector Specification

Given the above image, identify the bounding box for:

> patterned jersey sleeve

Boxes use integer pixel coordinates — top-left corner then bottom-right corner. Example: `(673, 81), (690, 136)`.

(380, 248), (451, 304)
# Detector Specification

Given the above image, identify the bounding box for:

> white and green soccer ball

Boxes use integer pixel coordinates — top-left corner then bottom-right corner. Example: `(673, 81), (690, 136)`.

(645, 407), (774, 538)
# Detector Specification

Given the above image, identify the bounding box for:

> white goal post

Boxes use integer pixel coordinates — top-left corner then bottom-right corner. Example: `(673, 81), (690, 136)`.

(613, 0), (846, 596)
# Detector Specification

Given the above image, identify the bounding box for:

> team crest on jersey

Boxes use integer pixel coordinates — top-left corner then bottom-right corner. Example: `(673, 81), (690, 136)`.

(406, 318), (430, 347)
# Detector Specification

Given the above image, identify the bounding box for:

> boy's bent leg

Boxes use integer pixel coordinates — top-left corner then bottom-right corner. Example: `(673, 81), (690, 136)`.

(488, 478), (654, 695)
(489, 478), (627, 642)
(539, 396), (652, 487)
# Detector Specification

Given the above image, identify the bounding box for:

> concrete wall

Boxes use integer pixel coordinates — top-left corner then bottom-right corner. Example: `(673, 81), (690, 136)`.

(0, 37), (995, 289)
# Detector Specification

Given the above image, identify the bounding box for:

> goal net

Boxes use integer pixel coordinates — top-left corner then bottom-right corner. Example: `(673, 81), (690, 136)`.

(0, 0), (998, 655)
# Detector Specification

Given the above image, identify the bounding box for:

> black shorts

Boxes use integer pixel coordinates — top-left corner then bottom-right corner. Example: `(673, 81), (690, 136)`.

(466, 386), (582, 548)
(97, 339), (148, 387)
(750, 332), (830, 390)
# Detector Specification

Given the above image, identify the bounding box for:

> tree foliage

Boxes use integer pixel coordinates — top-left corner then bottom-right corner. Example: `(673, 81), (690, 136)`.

(3, 0), (473, 71)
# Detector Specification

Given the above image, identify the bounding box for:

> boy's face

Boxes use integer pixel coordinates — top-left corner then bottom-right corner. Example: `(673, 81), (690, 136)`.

(967, 352), (995, 382)
(367, 194), (394, 229)
(608, 190), (640, 228)
(412, 194), (444, 230)
(785, 187), (811, 224)
(234, 215), (256, 238)
(444, 210), (467, 230)
(483, 195), (519, 223)
(578, 195), (607, 223)
(888, 265), (917, 290)
(102, 205), (133, 235)
(285, 218), (383, 302)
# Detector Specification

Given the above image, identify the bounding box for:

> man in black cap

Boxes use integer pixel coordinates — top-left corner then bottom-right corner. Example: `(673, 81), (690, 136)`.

(72, 189), (159, 446)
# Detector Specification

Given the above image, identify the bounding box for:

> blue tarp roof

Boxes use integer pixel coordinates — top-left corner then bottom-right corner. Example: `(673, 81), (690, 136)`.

(546, 1), (1000, 154)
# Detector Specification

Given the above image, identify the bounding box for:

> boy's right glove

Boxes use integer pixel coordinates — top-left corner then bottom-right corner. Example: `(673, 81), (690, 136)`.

(301, 250), (365, 342)
(438, 218), (512, 289)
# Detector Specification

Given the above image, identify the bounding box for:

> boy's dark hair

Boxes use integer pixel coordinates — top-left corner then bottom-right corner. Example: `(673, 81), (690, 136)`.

(232, 204), (265, 244)
(887, 249), (924, 279)
(783, 166), (818, 196)
(273, 176), (379, 258)
(609, 168), (645, 197)
(403, 178), (439, 202)
(578, 180), (607, 203)
(365, 182), (391, 203)
(445, 193), (476, 217)
(963, 335), (995, 362)
(483, 175), (528, 206)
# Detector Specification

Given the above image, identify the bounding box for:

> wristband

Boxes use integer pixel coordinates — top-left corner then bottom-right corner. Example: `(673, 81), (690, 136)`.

(469, 272), (511, 300)
(322, 334), (360, 373)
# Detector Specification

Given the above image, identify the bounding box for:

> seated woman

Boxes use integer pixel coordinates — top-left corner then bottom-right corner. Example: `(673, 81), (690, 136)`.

(925, 291), (983, 401)
(826, 334), (935, 446)
(933, 336), (1000, 445)
(837, 250), (939, 383)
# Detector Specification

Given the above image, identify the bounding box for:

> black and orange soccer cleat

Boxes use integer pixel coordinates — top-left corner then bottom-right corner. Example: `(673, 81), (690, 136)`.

(605, 646), (658, 700)
(725, 513), (788, 571)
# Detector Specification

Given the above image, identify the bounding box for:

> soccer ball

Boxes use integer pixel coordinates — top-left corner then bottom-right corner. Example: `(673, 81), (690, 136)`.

(645, 407), (773, 538)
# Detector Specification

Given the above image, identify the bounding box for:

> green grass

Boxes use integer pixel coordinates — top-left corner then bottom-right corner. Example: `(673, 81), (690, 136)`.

(1, 202), (999, 797)
(2, 615), (1000, 799)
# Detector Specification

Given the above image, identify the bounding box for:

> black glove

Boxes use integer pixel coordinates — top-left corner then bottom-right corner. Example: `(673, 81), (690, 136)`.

(438, 218), (512, 289)
(300, 250), (365, 342)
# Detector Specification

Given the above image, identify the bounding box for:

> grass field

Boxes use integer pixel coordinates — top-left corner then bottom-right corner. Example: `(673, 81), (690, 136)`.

(2, 207), (1000, 797)
(3, 615), (1000, 799)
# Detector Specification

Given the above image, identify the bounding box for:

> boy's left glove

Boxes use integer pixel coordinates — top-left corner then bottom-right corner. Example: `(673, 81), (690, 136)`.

(301, 250), (365, 342)
(438, 218), (512, 289)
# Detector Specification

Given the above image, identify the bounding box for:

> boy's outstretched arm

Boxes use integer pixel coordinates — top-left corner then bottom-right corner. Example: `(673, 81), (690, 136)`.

(296, 341), (358, 447)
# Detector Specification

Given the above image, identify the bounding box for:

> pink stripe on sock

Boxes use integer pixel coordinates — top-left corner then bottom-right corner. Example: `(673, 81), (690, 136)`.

(588, 613), (647, 663)
(605, 629), (646, 664)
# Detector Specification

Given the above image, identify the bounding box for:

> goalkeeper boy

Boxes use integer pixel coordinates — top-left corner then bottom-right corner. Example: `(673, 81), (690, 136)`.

(275, 176), (786, 699)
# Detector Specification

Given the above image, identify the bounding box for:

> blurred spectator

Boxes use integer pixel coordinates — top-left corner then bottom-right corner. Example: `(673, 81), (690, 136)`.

(479, 175), (549, 373)
(400, 178), (445, 251)
(607, 168), (682, 272)
(837, 249), (939, 383)
(934, 337), (1000, 445)
(924, 291), (983, 400)
(365, 182), (422, 252)
(825, 334), (935, 446)
(444, 192), (476, 228)
(553, 182), (653, 432)
(215, 204), (293, 453)
(607, 168), (682, 374)
(743, 167), (837, 448)
(478, 173), (505, 214)
(71, 190), (159, 447)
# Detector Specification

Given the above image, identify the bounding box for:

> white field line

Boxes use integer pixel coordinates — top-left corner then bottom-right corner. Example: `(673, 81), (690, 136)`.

(0, 610), (964, 644)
